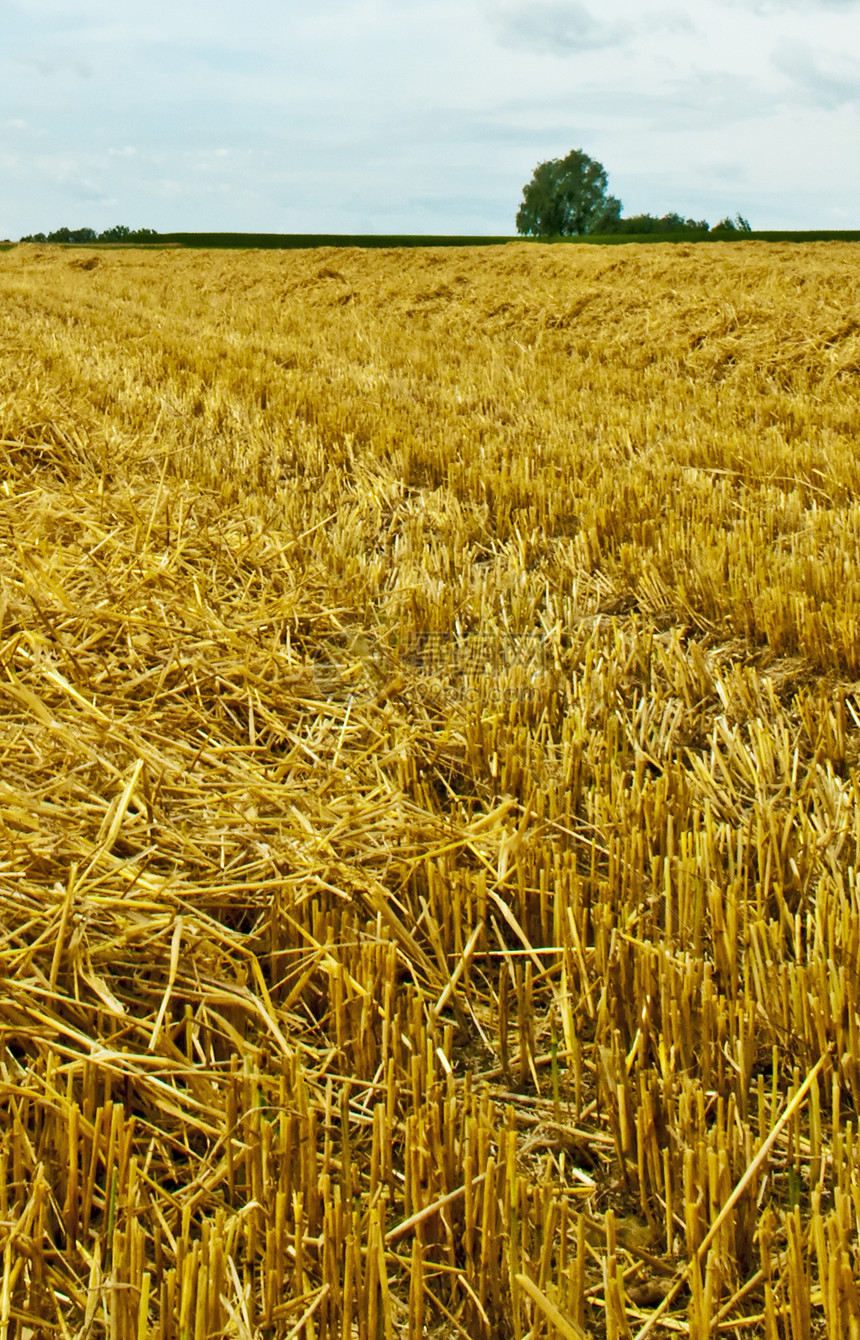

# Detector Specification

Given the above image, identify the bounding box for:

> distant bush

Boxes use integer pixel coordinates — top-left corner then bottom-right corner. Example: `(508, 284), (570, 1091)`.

(711, 214), (752, 233)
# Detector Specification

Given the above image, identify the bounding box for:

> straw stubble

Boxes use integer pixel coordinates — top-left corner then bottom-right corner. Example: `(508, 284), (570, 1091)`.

(0, 239), (858, 1335)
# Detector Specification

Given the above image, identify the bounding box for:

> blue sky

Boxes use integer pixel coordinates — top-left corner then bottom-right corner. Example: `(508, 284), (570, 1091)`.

(3, 0), (860, 237)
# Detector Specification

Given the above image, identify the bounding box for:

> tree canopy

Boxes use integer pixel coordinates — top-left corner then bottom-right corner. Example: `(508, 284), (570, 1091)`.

(516, 149), (622, 237)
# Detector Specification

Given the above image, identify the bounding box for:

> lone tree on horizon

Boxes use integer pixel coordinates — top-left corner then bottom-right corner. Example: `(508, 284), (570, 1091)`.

(516, 148), (622, 237)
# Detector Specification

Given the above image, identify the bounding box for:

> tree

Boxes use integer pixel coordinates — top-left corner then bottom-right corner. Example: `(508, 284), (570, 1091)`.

(516, 149), (622, 237)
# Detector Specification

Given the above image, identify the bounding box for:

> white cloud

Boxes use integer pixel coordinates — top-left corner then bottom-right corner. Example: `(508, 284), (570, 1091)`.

(491, 2), (629, 54)
(773, 40), (860, 109)
(3, 0), (860, 236)
(488, 1), (698, 55)
(720, 0), (859, 9)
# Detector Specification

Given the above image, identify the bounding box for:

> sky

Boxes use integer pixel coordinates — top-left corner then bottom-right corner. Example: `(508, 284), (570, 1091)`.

(3, 0), (860, 238)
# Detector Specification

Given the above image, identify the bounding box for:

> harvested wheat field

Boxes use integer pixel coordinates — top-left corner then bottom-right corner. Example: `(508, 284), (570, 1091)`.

(0, 238), (859, 1338)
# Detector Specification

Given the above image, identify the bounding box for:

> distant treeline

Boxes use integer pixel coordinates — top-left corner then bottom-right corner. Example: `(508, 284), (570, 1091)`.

(602, 211), (739, 234)
(17, 227), (516, 248)
(18, 218), (741, 246)
(19, 225), (159, 244)
(15, 223), (860, 248)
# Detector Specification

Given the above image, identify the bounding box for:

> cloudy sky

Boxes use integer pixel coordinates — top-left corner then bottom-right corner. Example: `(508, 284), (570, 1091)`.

(3, 0), (859, 237)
